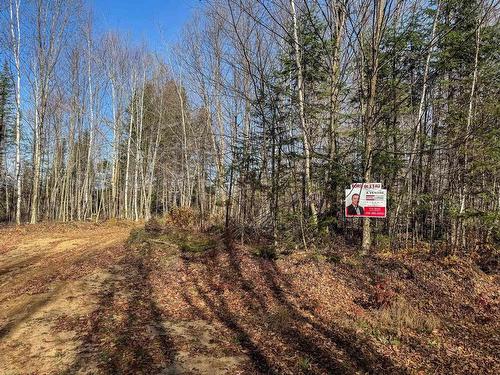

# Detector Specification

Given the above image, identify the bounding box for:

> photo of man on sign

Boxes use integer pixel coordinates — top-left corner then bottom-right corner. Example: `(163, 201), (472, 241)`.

(346, 193), (364, 215)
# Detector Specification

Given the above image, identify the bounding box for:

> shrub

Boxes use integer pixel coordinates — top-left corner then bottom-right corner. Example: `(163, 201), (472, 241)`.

(168, 207), (197, 229)
(370, 280), (397, 309)
(145, 217), (163, 234)
(298, 356), (311, 372)
(327, 253), (342, 264)
(254, 245), (277, 260)
(475, 244), (499, 274)
(126, 228), (150, 249)
(179, 236), (216, 253)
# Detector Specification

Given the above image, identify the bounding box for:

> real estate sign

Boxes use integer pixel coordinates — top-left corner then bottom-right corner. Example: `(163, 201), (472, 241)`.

(345, 184), (387, 218)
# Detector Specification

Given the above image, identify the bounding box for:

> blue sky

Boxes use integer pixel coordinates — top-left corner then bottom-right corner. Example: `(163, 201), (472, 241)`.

(90, 0), (200, 50)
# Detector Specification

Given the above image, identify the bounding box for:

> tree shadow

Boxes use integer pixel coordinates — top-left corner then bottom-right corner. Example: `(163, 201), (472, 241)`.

(180, 238), (409, 374)
(259, 259), (406, 374)
(65, 245), (176, 375)
(0, 285), (61, 339)
(0, 255), (42, 278)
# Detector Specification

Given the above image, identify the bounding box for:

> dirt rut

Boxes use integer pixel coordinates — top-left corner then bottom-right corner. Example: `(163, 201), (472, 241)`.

(0, 222), (246, 375)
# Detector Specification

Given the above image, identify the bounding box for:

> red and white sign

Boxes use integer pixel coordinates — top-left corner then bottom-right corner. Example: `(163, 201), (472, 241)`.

(345, 184), (387, 218)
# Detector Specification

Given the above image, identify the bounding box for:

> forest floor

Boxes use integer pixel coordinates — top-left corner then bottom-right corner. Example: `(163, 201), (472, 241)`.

(0, 221), (498, 375)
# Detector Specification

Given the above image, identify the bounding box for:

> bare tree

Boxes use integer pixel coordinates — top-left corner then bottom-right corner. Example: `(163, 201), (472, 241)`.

(9, 0), (22, 225)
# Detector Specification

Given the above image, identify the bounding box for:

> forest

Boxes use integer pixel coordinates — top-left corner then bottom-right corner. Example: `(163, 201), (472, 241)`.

(0, 0), (499, 374)
(1, 0), (499, 251)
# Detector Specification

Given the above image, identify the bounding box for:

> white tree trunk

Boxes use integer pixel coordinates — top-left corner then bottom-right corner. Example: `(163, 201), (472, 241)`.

(30, 73), (41, 224)
(290, 0), (318, 226)
(83, 28), (94, 219)
(124, 83), (135, 219)
(134, 72), (146, 221)
(9, 0), (22, 225)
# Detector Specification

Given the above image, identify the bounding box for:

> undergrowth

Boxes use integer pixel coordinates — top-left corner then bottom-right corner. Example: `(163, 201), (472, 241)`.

(128, 217), (216, 255)
(355, 296), (440, 346)
(253, 244), (278, 260)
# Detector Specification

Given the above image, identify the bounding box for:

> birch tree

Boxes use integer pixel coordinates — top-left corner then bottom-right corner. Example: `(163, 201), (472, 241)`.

(9, 0), (22, 225)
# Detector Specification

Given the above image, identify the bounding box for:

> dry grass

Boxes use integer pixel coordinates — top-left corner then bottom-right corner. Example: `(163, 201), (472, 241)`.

(374, 296), (439, 336)
(265, 306), (292, 331)
(352, 296), (441, 349)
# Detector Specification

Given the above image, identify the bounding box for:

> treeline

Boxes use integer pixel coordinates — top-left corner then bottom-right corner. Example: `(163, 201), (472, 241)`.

(0, 0), (499, 253)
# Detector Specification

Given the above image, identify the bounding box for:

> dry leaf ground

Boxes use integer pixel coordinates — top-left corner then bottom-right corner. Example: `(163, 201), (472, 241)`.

(0, 222), (498, 374)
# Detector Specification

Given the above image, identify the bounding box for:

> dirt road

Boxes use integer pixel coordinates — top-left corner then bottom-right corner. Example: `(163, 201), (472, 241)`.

(0, 222), (248, 375)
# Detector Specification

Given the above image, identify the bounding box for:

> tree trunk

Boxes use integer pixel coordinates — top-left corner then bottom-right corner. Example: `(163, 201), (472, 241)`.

(10, 0), (22, 225)
(290, 0), (318, 227)
(361, 0), (386, 254)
